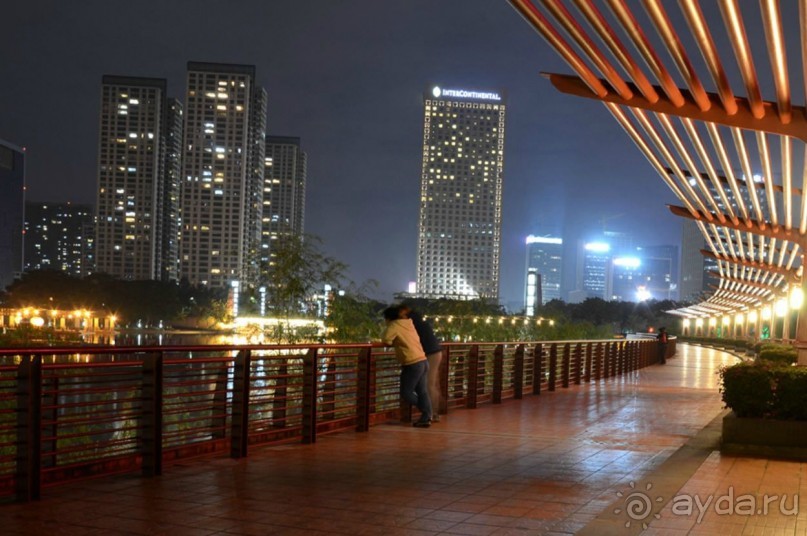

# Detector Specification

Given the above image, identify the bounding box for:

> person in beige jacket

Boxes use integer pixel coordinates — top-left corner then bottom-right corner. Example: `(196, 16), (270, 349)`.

(381, 305), (433, 427)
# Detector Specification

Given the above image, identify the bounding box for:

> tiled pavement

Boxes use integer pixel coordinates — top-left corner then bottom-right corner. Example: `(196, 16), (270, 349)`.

(5, 343), (807, 535)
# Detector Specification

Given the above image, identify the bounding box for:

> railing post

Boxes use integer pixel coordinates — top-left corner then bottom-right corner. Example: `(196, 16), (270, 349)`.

(573, 343), (582, 385)
(513, 344), (525, 399)
(230, 350), (251, 458)
(452, 349), (464, 405)
(616, 342), (624, 376)
(548, 344), (557, 391)
(356, 347), (371, 432)
(493, 344), (504, 404)
(467, 345), (480, 409)
(302, 348), (319, 444)
(612, 342), (620, 378)
(561, 343), (570, 388)
(584, 344), (593, 382)
(141, 352), (163, 477)
(593, 343), (602, 381)
(16, 354), (42, 502)
(532, 343), (542, 395)
(604, 343), (613, 378)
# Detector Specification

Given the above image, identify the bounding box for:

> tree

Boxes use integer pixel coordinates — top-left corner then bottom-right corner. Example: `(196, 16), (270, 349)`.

(325, 281), (385, 343)
(263, 234), (347, 316)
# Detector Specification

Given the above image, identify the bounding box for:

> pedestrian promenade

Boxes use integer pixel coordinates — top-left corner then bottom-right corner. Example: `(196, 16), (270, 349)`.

(5, 343), (805, 535)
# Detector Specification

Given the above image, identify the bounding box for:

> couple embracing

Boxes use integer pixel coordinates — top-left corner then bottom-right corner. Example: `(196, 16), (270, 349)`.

(380, 304), (444, 428)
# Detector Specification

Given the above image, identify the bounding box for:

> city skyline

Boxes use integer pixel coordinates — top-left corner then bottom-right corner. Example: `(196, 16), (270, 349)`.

(1, 1), (685, 308)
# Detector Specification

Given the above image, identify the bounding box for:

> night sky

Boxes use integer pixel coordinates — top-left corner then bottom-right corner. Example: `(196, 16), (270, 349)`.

(2, 1), (685, 309)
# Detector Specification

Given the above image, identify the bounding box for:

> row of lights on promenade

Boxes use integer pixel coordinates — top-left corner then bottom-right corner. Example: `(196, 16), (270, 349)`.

(681, 287), (804, 330)
(424, 315), (555, 326)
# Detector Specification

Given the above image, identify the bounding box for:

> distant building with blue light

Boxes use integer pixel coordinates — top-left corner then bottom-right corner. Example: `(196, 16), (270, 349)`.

(524, 235), (562, 314)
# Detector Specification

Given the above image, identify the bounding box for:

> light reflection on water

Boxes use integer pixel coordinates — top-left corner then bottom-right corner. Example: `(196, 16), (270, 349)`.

(86, 331), (261, 347)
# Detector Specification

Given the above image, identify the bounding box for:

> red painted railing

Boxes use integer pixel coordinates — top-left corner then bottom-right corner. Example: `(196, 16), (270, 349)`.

(0, 338), (672, 502)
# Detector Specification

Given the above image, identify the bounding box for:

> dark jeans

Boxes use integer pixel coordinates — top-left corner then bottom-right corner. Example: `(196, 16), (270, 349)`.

(658, 343), (668, 364)
(400, 359), (432, 422)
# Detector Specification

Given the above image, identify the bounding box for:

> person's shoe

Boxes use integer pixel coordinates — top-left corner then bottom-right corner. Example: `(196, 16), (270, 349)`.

(431, 414), (441, 423)
(413, 420), (431, 428)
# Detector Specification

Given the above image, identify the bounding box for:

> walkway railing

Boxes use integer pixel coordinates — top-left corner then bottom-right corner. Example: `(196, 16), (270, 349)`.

(0, 337), (672, 502)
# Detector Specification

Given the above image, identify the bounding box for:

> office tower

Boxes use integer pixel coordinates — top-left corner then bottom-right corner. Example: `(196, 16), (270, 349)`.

(24, 202), (95, 277)
(611, 245), (678, 302)
(180, 62), (266, 289)
(641, 245), (679, 300)
(524, 235), (563, 313)
(0, 139), (25, 290)
(679, 219), (719, 302)
(579, 241), (611, 300)
(96, 76), (181, 282)
(262, 136), (307, 268)
(416, 85), (506, 300)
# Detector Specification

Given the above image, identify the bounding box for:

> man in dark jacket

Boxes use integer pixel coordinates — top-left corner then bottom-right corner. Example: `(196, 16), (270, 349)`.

(657, 327), (668, 364)
(400, 305), (444, 422)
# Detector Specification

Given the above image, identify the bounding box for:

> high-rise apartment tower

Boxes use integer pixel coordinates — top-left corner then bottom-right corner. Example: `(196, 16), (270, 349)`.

(416, 86), (506, 300)
(180, 62), (266, 288)
(96, 76), (182, 281)
(262, 136), (307, 268)
(24, 201), (95, 277)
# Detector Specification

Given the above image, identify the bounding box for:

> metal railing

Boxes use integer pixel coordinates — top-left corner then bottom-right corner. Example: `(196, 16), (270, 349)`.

(0, 337), (672, 502)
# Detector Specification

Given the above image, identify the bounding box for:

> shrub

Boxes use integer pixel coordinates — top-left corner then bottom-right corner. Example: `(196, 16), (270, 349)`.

(758, 346), (797, 365)
(772, 368), (807, 420)
(721, 361), (807, 420)
(720, 362), (775, 418)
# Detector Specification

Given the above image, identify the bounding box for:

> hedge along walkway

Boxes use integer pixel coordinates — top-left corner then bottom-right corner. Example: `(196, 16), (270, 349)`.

(5, 343), (743, 536)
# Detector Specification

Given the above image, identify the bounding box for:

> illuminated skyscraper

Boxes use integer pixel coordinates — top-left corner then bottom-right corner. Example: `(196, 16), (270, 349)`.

(579, 241), (611, 300)
(0, 139), (25, 290)
(524, 235), (563, 314)
(96, 76), (182, 281)
(262, 136), (307, 268)
(180, 62), (266, 288)
(611, 245), (678, 302)
(416, 86), (506, 300)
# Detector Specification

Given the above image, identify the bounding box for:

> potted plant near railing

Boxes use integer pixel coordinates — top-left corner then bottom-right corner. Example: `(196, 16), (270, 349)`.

(720, 347), (807, 457)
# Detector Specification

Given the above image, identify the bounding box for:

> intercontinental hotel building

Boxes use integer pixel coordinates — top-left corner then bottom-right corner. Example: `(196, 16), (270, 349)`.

(416, 86), (506, 300)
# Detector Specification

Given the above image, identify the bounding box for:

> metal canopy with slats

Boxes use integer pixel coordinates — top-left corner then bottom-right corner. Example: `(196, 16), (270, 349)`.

(508, 0), (807, 352)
